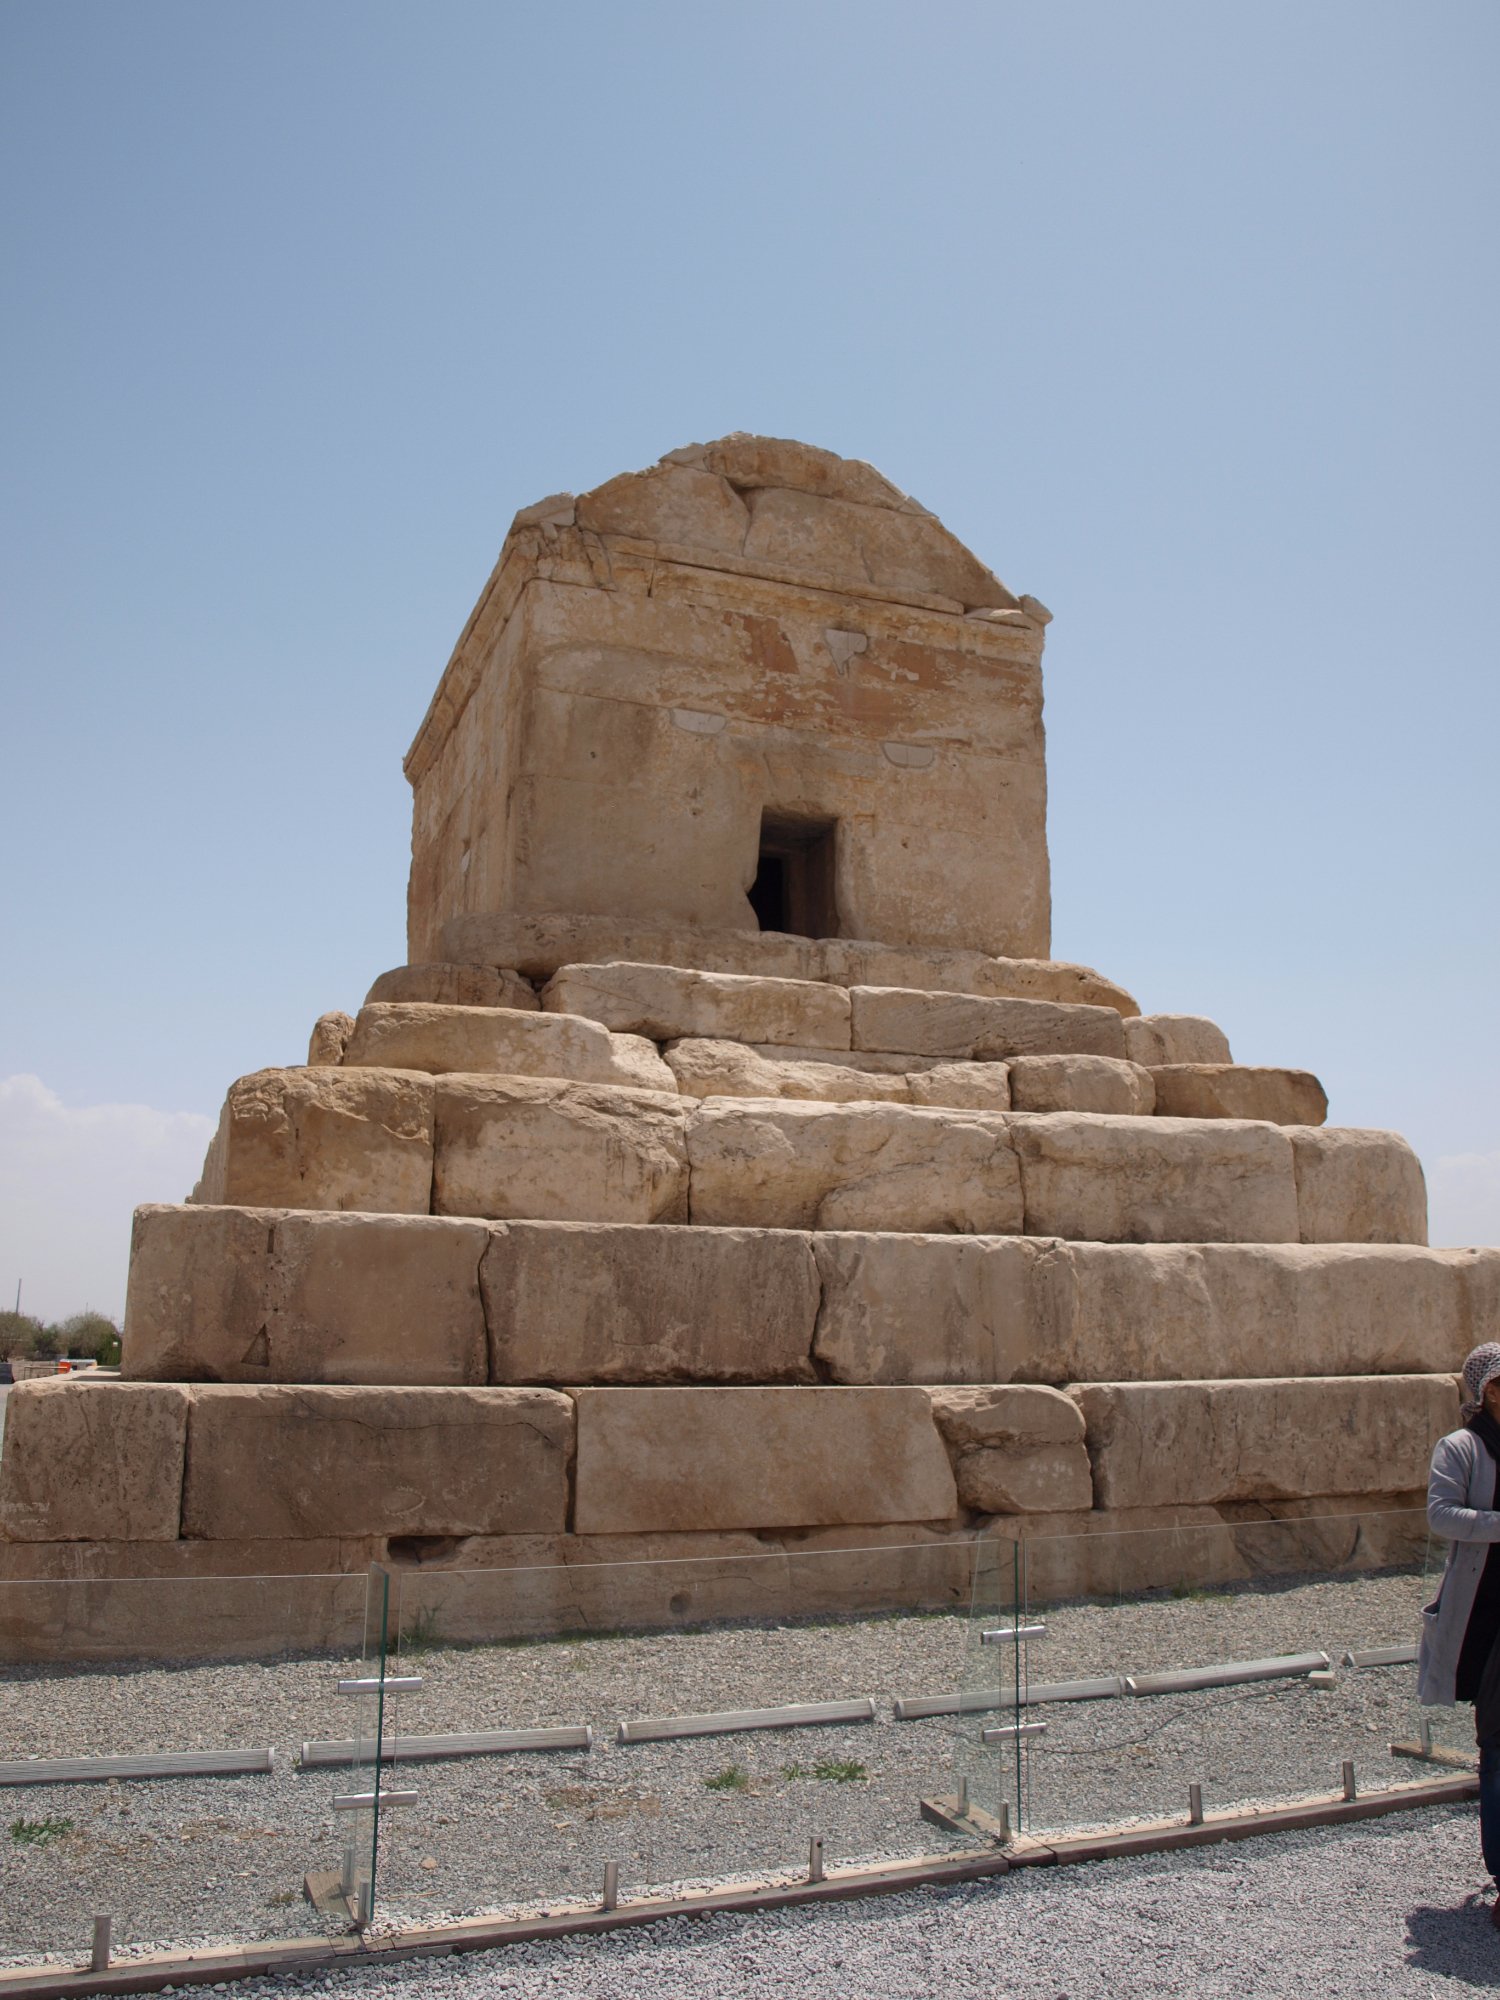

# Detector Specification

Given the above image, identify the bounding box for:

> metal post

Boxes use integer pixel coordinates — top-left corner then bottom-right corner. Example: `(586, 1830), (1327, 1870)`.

(808, 1836), (825, 1884)
(957, 1774), (969, 1817)
(1188, 1783), (1204, 1825)
(90, 1917), (112, 1973)
(602, 1861), (619, 1911)
(1342, 1760), (1357, 1801)
(1420, 1716), (1434, 1757)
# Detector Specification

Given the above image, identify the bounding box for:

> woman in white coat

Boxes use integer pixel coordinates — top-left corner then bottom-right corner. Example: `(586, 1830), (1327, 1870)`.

(1422, 1341), (1500, 1917)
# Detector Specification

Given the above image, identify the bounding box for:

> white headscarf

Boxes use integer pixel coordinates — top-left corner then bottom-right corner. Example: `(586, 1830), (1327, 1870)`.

(1461, 1343), (1500, 1422)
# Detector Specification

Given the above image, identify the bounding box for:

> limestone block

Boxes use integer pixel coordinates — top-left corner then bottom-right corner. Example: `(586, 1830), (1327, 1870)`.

(192, 1068), (434, 1214)
(482, 1221), (819, 1384)
(663, 1038), (909, 1105)
(0, 1380), (190, 1541)
(366, 963), (539, 1011)
(692, 434), (923, 512)
(820, 941), (1137, 1016)
(906, 1062), (1012, 1112)
(441, 913), (1138, 1015)
(748, 1044), (927, 1075)
(343, 1002), (674, 1091)
(1449, 1246), (1500, 1349)
(686, 1099), (1023, 1234)
(442, 912), (820, 984)
(1061, 1241), (1468, 1384)
(1151, 1065), (1327, 1128)
(181, 1385), (573, 1539)
(433, 1076), (689, 1223)
(1290, 1127), (1428, 1244)
(571, 1386), (959, 1533)
(1123, 1015), (1233, 1066)
(123, 1203), (276, 1381)
(307, 1012), (354, 1066)
(266, 1213), (489, 1386)
(849, 987), (1127, 1061)
(812, 1234), (1070, 1384)
(928, 1385), (1092, 1513)
(739, 486), (1016, 611)
(574, 461), (752, 557)
(1007, 1055), (1155, 1117)
(543, 963), (851, 1050)
(1008, 1113), (1300, 1244)
(1074, 1375), (1456, 1509)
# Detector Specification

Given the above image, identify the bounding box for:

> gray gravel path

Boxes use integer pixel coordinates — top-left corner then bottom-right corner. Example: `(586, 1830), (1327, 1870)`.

(225, 1806), (1500, 1999)
(0, 1565), (1461, 1972)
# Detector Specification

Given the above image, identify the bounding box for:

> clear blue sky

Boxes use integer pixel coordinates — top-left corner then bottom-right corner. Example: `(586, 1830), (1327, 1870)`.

(2, 1), (1496, 1317)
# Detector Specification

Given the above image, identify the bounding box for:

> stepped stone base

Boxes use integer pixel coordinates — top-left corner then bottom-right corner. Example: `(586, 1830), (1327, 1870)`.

(2, 1373), (1458, 1554)
(122, 1208), (1485, 1389)
(0, 1500), (1429, 1662)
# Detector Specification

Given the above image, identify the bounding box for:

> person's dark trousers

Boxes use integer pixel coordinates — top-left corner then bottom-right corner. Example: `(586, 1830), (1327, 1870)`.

(1480, 1748), (1500, 1881)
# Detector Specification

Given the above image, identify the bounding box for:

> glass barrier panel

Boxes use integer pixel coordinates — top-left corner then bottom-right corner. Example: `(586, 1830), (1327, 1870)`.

(1011, 1506), (1443, 1840)
(353, 1537), (989, 1929)
(952, 1534), (1023, 1838)
(0, 1571), (367, 1970)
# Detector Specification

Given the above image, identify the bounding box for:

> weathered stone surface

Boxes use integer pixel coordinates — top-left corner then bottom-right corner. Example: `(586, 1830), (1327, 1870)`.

(748, 1043), (927, 1075)
(343, 1002), (674, 1091)
(686, 1099), (1023, 1233)
(1123, 1014), (1233, 1066)
(367, 963), (538, 1011)
(1151, 1065), (1327, 1127)
(571, 1387), (958, 1532)
(906, 1062), (1012, 1111)
(739, 485), (1016, 611)
(1008, 1113), (1299, 1244)
(124, 1205), (491, 1387)
(543, 963), (851, 1050)
(663, 1038), (908, 1104)
(408, 440), (1052, 964)
(819, 941), (1136, 1016)
(690, 435), (924, 513)
(574, 461), (753, 557)
(123, 1203), (275, 1381)
(266, 1213), (489, 1386)
(928, 1385), (1092, 1513)
(307, 1012), (354, 1066)
(443, 913), (817, 983)
(1290, 1127), (1428, 1244)
(849, 987), (1126, 1061)
(482, 1221), (819, 1384)
(1074, 1375), (1456, 1509)
(442, 913), (1136, 1014)
(1449, 1246), (1500, 1349)
(0, 1381), (190, 1541)
(191, 1068), (434, 1214)
(812, 1233), (1069, 1384)
(433, 1076), (689, 1223)
(181, 1385), (573, 1539)
(1063, 1241), (1468, 1384)
(1008, 1055), (1154, 1116)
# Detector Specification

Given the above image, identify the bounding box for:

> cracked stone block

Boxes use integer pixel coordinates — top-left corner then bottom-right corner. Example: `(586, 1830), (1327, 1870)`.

(1123, 1015), (1233, 1066)
(433, 1076), (690, 1223)
(1290, 1127), (1428, 1244)
(0, 1380), (190, 1541)
(366, 963), (539, 1010)
(343, 1001), (673, 1091)
(1073, 1374), (1457, 1509)
(482, 1220), (819, 1384)
(543, 962), (852, 1050)
(191, 1067), (435, 1214)
(181, 1385), (573, 1539)
(1007, 1054), (1154, 1116)
(929, 1384), (1093, 1513)
(849, 987), (1126, 1061)
(1150, 1065), (1327, 1127)
(572, 1386), (958, 1533)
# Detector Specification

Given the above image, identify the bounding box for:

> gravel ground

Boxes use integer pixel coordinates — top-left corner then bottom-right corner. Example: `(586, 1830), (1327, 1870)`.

(221, 1805), (1500, 2000)
(0, 1563), (1465, 1972)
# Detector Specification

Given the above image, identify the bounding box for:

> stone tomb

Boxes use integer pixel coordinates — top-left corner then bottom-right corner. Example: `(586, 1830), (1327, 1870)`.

(0, 436), (1483, 1638)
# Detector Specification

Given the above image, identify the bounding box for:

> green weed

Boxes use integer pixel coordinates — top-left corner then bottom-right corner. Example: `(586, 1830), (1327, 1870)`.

(10, 1816), (73, 1847)
(704, 1764), (750, 1792)
(810, 1758), (867, 1783)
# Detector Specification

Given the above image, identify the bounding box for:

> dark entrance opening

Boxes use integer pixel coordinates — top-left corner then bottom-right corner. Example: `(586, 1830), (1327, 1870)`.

(748, 814), (838, 937)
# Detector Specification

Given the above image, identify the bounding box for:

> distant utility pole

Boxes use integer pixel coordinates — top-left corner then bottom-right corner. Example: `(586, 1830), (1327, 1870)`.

(12, 1281), (18, 1314)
